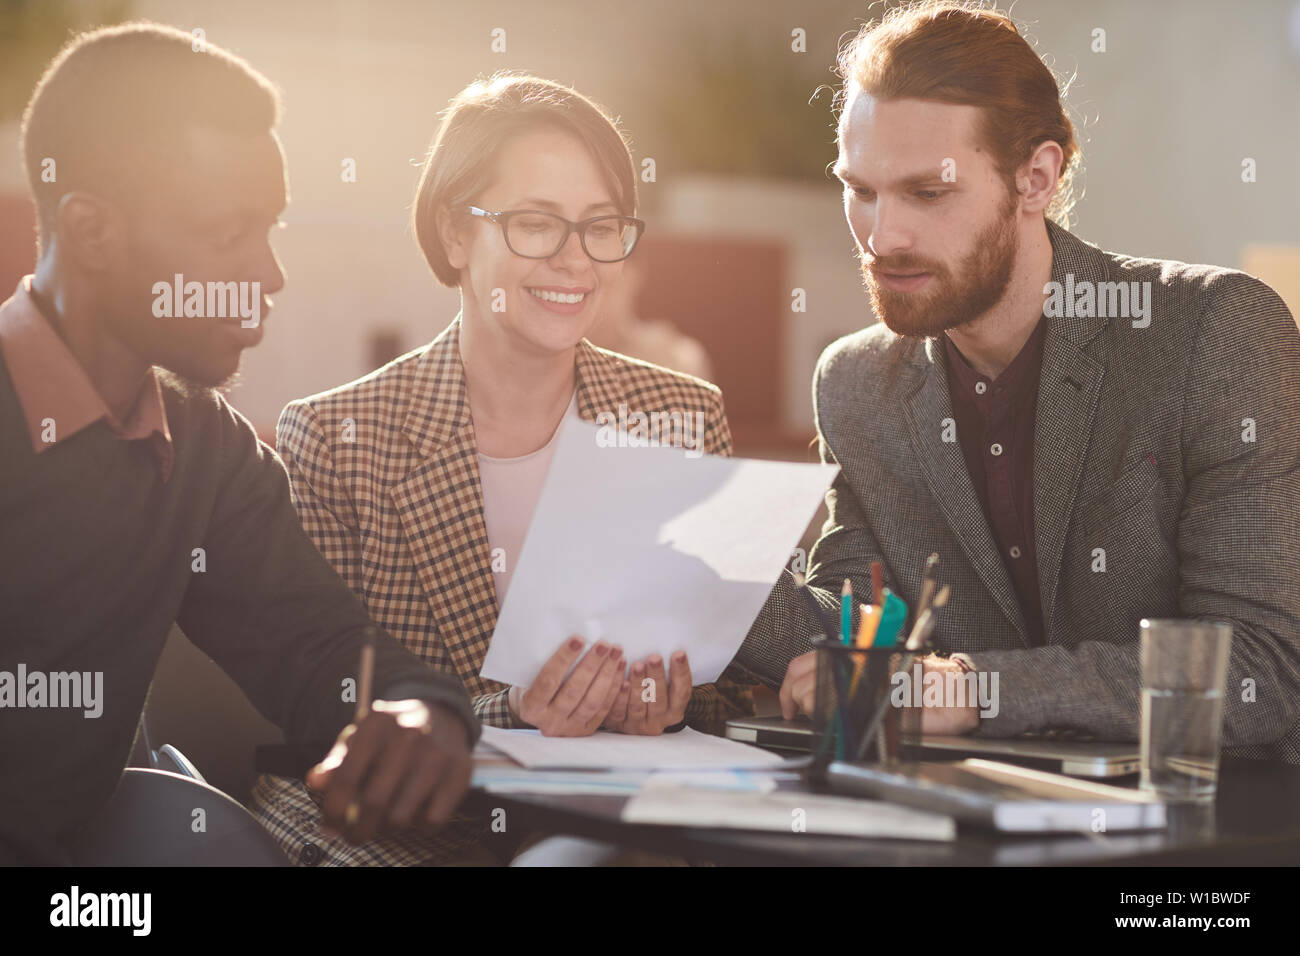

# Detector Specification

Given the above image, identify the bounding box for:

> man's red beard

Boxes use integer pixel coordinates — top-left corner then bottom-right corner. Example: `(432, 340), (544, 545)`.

(861, 195), (1020, 338)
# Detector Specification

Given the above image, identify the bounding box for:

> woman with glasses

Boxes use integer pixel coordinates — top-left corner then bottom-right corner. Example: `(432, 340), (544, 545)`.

(249, 72), (755, 865)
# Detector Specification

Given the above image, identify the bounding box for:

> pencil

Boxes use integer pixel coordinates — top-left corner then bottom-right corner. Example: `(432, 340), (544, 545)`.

(870, 561), (884, 607)
(345, 626), (378, 828)
(356, 625), (376, 721)
(841, 579), (853, 646)
(855, 603), (883, 648)
(849, 602), (883, 696)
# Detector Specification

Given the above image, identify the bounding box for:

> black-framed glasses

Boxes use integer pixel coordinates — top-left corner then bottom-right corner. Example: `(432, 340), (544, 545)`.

(467, 206), (645, 262)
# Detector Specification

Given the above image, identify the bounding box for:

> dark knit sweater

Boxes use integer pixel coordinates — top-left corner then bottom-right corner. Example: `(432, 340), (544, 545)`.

(0, 360), (479, 864)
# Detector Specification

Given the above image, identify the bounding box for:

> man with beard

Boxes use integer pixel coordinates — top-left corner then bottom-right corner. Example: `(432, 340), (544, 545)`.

(0, 23), (477, 864)
(730, 2), (1300, 764)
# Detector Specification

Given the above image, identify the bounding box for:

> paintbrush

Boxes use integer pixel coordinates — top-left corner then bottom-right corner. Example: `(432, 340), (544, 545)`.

(904, 584), (950, 652)
(915, 552), (940, 617)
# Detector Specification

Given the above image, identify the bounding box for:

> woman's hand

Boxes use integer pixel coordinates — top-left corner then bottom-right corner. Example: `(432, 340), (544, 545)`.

(602, 651), (692, 735)
(507, 636), (625, 736)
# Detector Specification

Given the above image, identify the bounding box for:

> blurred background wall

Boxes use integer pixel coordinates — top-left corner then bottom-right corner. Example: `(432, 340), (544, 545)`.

(3, 0), (1299, 453)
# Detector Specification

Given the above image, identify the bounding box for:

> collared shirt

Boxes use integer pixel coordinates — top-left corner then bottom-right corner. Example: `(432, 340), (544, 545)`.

(944, 315), (1049, 646)
(0, 276), (173, 483)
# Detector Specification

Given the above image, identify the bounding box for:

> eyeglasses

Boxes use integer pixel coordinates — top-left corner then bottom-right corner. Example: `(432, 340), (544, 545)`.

(466, 206), (645, 262)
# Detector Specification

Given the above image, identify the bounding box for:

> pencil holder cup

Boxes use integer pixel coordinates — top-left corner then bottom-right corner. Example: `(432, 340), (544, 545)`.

(809, 636), (921, 779)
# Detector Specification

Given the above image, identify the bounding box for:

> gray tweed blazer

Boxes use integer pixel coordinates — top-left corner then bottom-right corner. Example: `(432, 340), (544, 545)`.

(736, 219), (1300, 765)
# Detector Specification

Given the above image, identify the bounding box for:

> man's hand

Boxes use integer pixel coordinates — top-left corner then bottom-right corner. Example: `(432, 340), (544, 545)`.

(507, 636), (625, 736)
(917, 654), (980, 734)
(779, 651), (980, 735)
(305, 698), (472, 845)
(779, 650), (817, 719)
(602, 651), (692, 734)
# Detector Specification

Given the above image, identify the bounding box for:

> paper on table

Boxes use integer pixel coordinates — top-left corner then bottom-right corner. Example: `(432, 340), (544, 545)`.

(622, 789), (956, 841)
(479, 725), (786, 771)
(480, 416), (838, 686)
(473, 738), (506, 758)
(469, 767), (782, 796)
(471, 767), (654, 795)
(642, 770), (784, 793)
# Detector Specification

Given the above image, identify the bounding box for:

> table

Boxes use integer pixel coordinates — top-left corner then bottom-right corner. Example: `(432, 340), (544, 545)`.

(462, 755), (1300, 866)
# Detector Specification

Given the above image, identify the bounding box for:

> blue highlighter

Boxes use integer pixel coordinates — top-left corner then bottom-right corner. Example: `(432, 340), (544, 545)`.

(872, 590), (909, 647)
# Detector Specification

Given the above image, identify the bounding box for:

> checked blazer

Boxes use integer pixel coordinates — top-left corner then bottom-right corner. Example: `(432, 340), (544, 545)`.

(250, 316), (755, 865)
(733, 220), (1300, 765)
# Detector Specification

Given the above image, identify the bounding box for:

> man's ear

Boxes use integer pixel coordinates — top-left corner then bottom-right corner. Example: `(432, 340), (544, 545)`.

(55, 191), (124, 272)
(436, 206), (470, 271)
(1018, 140), (1064, 215)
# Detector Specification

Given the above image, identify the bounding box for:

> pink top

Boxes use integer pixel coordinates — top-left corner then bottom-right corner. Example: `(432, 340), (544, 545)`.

(477, 392), (578, 606)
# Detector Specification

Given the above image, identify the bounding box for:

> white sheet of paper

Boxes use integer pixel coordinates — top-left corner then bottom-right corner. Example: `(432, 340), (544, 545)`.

(469, 767), (782, 796)
(479, 725), (787, 771)
(480, 416), (838, 686)
(642, 770), (784, 793)
(621, 789), (956, 841)
(471, 767), (654, 795)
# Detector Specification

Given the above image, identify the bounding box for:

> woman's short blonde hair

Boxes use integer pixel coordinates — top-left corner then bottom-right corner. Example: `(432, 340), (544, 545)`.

(412, 72), (638, 287)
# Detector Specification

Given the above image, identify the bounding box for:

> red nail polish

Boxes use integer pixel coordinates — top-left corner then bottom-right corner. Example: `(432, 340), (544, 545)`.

(594, 643), (608, 657)
(569, 637), (583, 651)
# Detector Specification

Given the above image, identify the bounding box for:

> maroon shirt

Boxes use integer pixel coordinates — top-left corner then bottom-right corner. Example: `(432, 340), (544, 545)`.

(944, 316), (1048, 646)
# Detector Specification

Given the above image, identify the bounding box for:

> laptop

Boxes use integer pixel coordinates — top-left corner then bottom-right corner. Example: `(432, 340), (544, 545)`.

(725, 715), (1141, 778)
